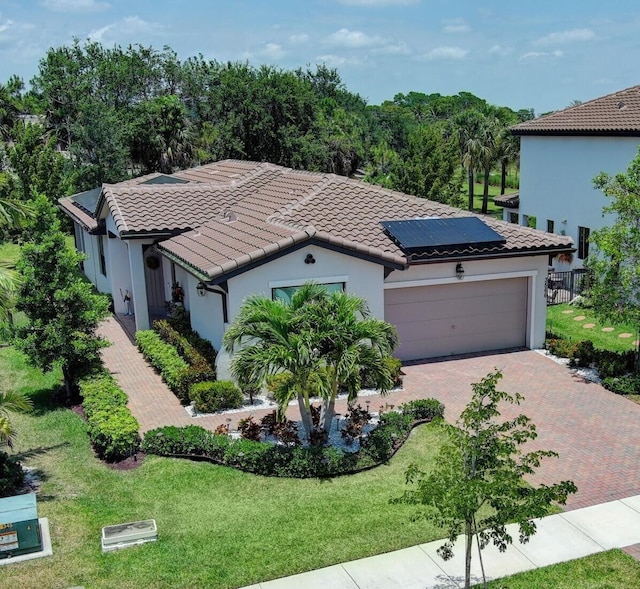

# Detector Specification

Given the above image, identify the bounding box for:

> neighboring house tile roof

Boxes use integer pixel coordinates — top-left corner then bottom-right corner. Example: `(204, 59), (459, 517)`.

(493, 193), (520, 208)
(512, 85), (640, 136)
(59, 160), (573, 282)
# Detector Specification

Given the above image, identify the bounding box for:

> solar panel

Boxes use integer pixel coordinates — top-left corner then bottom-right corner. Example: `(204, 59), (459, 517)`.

(141, 175), (189, 185)
(381, 217), (506, 253)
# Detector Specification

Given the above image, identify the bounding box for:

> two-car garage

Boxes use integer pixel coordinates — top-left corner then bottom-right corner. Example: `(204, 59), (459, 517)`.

(384, 277), (529, 361)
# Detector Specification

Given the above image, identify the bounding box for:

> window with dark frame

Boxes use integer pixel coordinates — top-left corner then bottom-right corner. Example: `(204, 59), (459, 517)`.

(272, 282), (344, 304)
(508, 212), (518, 224)
(578, 226), (590, 259)
(98, 235), (107, 276)
(547, 219), (554, 233)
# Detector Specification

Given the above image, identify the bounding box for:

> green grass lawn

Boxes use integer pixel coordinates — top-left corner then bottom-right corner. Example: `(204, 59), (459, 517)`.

(547, 304), (639, 353)
(486, 549), (640, 588)
(1, 345), (450, 589)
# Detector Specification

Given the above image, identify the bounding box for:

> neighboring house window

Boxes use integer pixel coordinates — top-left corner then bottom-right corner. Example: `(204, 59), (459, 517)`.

(578, 226), (590, 260)
(98, 236), (107, 276)
(508, 212), (518, 224)
(547, 219), (554, 233)
(272, 282), (344, 304)
(523, 215), (537, 229)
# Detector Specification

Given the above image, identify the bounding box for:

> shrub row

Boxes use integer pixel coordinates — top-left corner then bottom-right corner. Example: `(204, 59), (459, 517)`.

(602, 375), (640, 396)
(153, 319), (217, 376)
(141, 398), (444, 478)
(79, 373), (140, 462)
(545, 332), (635, 379)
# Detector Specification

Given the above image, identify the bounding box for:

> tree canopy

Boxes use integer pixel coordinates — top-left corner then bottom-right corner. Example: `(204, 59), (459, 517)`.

(0, 40), (527, 209)
(588, 148), (640, 367)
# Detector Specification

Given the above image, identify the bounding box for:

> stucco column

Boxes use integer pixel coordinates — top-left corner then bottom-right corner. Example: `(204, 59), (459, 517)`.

(128, 241), (150, 331)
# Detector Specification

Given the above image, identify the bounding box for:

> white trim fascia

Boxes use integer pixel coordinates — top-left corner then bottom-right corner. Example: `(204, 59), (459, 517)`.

(383, 269), (538, 290)
(269, 275), (349, 289)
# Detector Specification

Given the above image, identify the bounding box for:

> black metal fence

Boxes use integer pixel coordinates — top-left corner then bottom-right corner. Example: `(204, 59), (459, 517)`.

(546, 269), (590, 305)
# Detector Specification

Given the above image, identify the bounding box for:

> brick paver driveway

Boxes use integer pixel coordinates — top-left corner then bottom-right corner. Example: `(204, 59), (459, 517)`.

(100, 317), (640, 511)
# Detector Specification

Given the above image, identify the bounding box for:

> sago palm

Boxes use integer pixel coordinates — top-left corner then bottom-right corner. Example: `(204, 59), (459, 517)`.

(0, 390), (32, 448)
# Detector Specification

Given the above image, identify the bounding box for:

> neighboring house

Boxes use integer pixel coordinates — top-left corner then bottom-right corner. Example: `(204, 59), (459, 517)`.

(59, 159), (572, 375)
(511, 84), (640, 269)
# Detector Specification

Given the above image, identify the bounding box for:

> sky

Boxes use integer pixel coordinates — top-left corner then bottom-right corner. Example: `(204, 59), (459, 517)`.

(0, 0), (639, 114)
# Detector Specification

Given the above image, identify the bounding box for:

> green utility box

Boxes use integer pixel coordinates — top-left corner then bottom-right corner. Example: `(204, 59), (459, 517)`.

(0, 493), (42, 559)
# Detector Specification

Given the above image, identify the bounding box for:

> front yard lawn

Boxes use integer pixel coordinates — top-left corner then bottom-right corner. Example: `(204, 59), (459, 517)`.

(487, 549), (640, 588)
(1, 344), (449, 589)
(547, 303), (638, 353)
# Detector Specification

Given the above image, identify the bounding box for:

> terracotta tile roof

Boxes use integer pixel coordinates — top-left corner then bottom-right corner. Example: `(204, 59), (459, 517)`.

(512, 85), (640, 136)
(493, 193), (519, 208)
(60, 160), (573, 281)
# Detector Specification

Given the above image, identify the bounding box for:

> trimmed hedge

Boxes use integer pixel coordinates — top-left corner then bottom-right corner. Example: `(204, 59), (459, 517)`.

(136, 330), (192, 402)
(141, 398), (444, 478)
(153, 319), (217, 377)
(190, 380), (243, 413)
(79, 373), (140, 462)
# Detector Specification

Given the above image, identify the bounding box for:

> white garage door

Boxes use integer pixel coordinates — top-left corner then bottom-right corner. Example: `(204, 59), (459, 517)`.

(384, 278), (528, 361)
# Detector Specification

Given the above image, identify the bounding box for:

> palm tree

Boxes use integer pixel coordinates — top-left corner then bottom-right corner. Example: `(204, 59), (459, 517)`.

(454, 109), (485, 211)
(223, 283), (398, 442)
(223, 285), (327, 438)
(306, 290), (398, 434)
(0, 390), (32, 448)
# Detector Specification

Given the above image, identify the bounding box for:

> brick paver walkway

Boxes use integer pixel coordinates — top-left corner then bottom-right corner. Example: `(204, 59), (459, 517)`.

(99, 316), (640, 511)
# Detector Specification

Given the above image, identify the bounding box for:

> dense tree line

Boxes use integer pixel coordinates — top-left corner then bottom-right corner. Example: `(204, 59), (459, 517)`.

(0, 40), (534, 212)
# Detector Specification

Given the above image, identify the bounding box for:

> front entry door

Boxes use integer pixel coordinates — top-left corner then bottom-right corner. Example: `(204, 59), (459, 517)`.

(143, 246), (166, 319)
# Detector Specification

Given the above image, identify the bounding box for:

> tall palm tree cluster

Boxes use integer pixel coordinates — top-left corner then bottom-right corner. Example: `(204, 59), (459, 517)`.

(454, 105), (522, 213)
(223, 283), (398, 443)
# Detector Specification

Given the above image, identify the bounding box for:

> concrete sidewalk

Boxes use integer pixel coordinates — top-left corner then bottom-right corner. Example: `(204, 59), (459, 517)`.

(241, 495), (640, 589)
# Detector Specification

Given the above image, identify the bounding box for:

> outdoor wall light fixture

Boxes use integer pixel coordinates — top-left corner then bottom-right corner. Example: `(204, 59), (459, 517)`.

(196, 282), (206, 297)
(456, 262), (465, 280)
(305, 253), (316, 264)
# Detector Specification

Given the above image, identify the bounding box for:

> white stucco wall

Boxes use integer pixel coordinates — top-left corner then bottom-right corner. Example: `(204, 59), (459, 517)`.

(212, 245), (386, 380)
(519, 135), (640, 266)
(385, 254), (550, 350)
(227, 245), (385, 324)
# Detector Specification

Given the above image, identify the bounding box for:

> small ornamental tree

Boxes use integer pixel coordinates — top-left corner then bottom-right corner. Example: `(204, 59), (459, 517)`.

(588, 149), (640, 369)
(14, 195), (110, 399)
(395, 370), (577, 589)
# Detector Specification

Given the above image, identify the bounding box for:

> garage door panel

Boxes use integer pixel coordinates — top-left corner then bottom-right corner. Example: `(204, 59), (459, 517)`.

(385, 278), (527, 361)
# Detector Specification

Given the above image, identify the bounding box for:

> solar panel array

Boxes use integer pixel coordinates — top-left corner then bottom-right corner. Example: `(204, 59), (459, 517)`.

(381, 217), (506, 253)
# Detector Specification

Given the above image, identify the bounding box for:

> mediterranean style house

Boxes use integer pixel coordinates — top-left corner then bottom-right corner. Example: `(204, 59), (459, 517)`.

(59, 160), (572, 373)
(509, 84), (640, 269)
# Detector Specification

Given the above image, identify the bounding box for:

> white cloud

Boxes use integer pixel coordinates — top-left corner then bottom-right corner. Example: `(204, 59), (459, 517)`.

(489, 44), (512, 57)
(41, 0), (110, 12)
(88, 16), (163, 43)
(442, 19), (470, 34)
(326, 28), (384, 48)
(289, 33), (309, 44)
(372, 41), (411, 55)
(315, 54), (363, 67)
(336, 0), (419, 5)
(534, 28), (595, 45)
(261, 42), (285, 59)
(520, 50), (564, 60)
(421, 46), (468, 60)
(0, 18), (14, 35)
